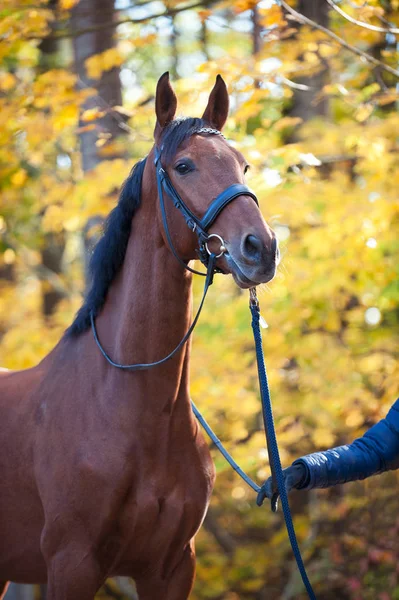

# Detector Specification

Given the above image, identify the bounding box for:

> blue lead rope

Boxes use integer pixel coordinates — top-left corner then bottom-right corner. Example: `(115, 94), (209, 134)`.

(192, 290), (316, 600)
(250, 294), (316, 600)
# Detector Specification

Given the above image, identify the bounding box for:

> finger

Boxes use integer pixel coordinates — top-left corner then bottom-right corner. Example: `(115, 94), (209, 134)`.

(256, 487), (266, 507)
(263, 477), (275, 499)
(271, 491), (279, 513)
(256, 476), (275, 507)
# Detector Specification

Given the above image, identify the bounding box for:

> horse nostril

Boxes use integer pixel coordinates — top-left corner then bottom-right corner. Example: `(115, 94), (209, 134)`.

(243, 234), (263, 259)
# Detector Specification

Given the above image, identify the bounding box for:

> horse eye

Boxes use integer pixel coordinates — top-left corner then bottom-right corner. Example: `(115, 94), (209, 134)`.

(244, 164), (250, 174)
(175, 162), (193, 175)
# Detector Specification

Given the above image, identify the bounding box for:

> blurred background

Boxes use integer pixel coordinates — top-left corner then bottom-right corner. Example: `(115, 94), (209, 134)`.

(1, 0), (399, 598)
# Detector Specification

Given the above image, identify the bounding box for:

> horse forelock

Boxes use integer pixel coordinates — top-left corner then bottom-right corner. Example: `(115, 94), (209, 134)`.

(158, 117), (209, 164)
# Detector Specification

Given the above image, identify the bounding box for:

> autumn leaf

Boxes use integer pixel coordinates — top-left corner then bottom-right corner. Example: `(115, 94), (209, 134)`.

(81, 108), (107, 121)
(85, 48), (124, 80)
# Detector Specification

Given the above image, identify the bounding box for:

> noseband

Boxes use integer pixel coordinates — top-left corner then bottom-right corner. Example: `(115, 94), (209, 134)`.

(91, 127), (259, 370)
(154, 127), (258, 275)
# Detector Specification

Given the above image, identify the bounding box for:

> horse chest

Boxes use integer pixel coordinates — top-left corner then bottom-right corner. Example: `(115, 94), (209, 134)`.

(114, 489), (206, 578)
(114, 445), (214, 575)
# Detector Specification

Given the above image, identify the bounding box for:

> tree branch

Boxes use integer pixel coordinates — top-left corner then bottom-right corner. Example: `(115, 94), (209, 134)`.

(279, 0), (399, 79)
(8, 0), (157, 11)
(27, 0), (218, 41)
(325, 0), (399, 35)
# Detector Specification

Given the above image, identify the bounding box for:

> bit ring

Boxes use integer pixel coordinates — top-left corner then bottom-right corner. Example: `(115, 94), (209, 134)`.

(205, 233), (227, 258)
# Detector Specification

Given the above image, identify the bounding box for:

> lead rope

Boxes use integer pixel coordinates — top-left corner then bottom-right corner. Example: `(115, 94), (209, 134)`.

(249, 290), (316, 600)
(192, 288), (316, 600)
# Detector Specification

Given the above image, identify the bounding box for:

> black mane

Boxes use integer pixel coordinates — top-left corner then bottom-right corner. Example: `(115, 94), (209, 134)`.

(67, 117), (209, 337)
(67, 157), (147, 336)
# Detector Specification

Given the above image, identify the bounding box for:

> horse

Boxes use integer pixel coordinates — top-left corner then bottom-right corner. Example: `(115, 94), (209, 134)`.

(0, 72), (278, 600)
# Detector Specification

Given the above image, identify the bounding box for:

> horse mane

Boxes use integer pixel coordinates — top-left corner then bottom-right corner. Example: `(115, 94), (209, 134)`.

(67, 157), (147, 336)
(67, 117), (208, 337)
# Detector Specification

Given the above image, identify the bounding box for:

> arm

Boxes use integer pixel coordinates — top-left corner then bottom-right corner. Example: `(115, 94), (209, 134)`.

(259, 399), (399, 503)
(296, 399), (399, 490)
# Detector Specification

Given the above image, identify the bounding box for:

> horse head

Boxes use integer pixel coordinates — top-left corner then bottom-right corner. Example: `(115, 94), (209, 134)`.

(152, 72), (279, 288)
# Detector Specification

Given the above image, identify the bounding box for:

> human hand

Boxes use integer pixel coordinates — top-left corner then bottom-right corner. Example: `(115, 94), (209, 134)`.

(256, 463), (308, 510)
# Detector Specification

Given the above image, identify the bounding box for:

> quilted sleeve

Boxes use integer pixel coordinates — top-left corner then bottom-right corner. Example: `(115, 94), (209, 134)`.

(293, 399), (399, 490)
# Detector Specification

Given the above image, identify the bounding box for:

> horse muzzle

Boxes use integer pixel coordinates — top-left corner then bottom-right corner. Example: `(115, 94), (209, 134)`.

(223, 236), (280, 289)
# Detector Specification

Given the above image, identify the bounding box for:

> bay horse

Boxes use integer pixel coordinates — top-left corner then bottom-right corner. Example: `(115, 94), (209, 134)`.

(0, 73), (278, 600)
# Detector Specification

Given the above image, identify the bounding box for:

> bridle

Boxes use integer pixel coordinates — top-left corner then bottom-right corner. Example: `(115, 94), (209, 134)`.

(91, 127), (259, 369)
(154, 127), (258, 275)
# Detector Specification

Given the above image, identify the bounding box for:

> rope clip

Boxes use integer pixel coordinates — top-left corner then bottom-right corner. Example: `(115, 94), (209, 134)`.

(249, 287), (259, 309)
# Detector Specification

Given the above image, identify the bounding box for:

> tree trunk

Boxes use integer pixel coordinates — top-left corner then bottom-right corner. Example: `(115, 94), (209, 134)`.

(252, 3), (262, 56)
(252, 3), (262, 88)
(71, 0), (125, 173)
(41, 233), (65, 317)
(287, 0), (329, 126)
(200, 19), (209, 61)
(71, 0), (127, 288)
(170, 15), (179, 79)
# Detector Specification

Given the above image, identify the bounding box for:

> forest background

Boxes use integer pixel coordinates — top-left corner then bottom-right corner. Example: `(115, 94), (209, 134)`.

(1, 0), (399, 598)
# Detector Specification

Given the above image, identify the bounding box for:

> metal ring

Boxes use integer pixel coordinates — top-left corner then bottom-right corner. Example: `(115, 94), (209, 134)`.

(205, 233), (227, 258)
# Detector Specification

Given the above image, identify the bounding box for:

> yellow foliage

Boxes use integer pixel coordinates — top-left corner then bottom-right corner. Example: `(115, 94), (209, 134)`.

(259, 4), (285, 28)
(0, 2), (399, 598)
(81, 107), (106, 122)
(59, 0), (79, 8)
(318, 42), (339, 58)
(273, 116), (303, 131)
(10, 169), (27, 187)
(85, 48), (124, 80)
(0, 72), (17, 91)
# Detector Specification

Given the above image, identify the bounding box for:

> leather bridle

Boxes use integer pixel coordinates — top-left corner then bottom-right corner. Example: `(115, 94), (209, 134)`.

(154, 127), (258, 275)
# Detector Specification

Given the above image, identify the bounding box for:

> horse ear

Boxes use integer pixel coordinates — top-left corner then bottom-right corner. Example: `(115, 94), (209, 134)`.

(202, 74), (229, 131)
(155, 72), (177, 134)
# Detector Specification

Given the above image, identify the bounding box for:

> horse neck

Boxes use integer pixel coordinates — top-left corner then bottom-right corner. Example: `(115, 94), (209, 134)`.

(92, 160), (194, 413)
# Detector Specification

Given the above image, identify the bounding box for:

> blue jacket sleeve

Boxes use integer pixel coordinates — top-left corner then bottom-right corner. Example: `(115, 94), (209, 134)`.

(293, 399), (399, 490)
